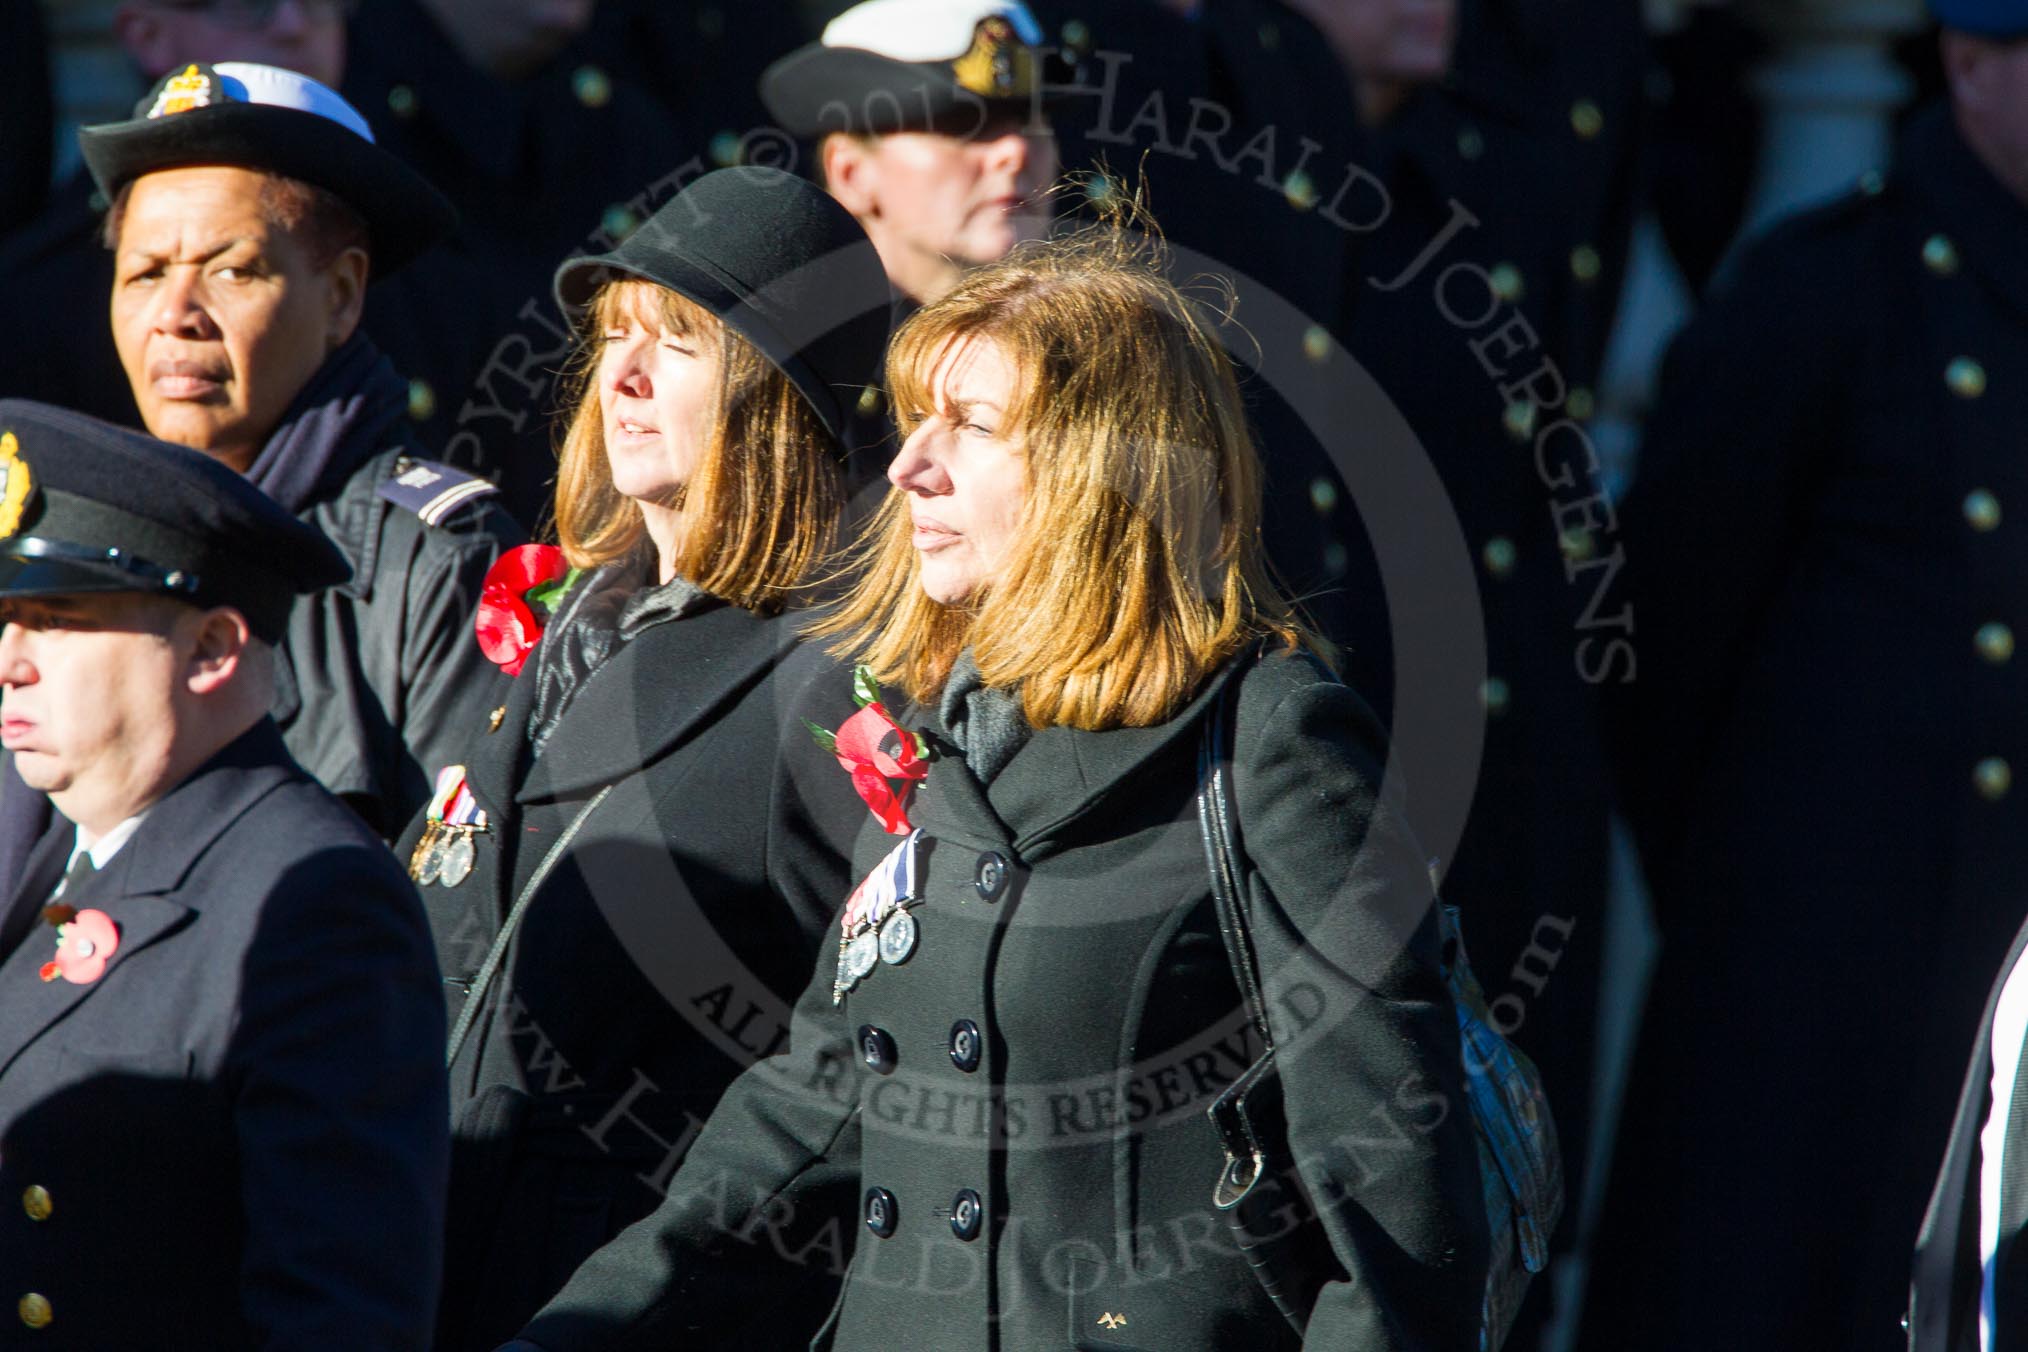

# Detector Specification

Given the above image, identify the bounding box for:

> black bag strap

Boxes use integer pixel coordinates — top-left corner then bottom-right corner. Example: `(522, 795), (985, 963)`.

(1196, 667), (1271, 1048)
(445, 782), (616, 1067)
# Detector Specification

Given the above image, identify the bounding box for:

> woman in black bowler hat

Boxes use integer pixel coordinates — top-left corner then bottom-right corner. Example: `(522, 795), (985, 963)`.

(400, 165), (894, 1351)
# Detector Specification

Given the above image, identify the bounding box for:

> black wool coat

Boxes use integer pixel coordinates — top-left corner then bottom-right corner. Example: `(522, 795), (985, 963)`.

(0, 720), (448, 1350)
(515, 650), (1489, 1352)
(406, 585), (867, 1351)
(1585, 103), (2028, 1352)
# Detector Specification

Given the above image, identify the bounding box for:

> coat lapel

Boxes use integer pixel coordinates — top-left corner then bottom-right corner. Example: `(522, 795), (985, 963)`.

(515, 602), (799, 804)
(0, 869), (190, 1080)
(0, 817), (70, 963)
(0, 720), (298, 1080)
(984, 658), (1246, 856)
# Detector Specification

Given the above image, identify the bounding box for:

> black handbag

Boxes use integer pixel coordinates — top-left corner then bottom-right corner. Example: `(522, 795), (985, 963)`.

(1195, 674), (1563, 1348)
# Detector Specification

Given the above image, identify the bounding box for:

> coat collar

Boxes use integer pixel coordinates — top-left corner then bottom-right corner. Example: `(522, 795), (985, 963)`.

(0, 720), (300, 1081)
(513, 600), (802, 804)
(901, 654), (1251, 859)
(1903, 100), (2028, 328)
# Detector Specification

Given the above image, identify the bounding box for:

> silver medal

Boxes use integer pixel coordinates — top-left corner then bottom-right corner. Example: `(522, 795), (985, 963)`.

(440, 830), (476, 887)
(844, 930), (880, 984)
(416, 830), (447, 886)
(878, 909), (918, 965)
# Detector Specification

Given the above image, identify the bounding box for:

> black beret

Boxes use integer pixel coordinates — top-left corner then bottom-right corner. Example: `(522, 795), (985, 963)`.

(78, 62), (455, 277)
(0, 400), (350, 642)
(554, 167), (893, 442)
(761, 0), (1069, 137)
(1931, 0), (2028, 34)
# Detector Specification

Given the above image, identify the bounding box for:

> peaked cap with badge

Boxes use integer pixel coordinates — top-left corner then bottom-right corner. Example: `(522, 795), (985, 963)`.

(78, 61), (455, 275)
(760, 0), (1067, 137)
(0, 400), (348, 641)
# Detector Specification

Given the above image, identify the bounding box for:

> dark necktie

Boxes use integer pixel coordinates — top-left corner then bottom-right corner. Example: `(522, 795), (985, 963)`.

(55, 850), (95, 902)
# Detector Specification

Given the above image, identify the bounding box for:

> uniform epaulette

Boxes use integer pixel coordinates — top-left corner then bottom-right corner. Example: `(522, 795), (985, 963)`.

(376, 456), (498, 526)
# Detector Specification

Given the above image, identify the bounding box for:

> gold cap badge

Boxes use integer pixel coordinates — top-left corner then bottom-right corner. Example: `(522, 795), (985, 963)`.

(0, 431), (34, 540)
(952, 16), (1035, 98)
(148, 64), (214, 120)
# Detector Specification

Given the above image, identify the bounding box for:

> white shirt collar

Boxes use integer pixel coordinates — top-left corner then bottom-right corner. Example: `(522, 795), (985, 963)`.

(65, 813), (150, 879)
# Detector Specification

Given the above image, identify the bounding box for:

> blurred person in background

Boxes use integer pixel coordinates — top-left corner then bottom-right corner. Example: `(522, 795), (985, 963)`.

(1585, 2), (2028, 1347)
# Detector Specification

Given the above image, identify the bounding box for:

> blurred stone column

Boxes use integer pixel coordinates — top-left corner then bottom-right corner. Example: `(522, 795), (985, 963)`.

(39, 0), (139, 183)
(1737, 0), (1928, 233)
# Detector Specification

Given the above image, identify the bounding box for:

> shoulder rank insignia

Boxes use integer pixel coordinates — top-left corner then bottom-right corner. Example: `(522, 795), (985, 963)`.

(376, 457), (499, 526)
(149, 64), (214, 120)
(0, 431), (36, 540)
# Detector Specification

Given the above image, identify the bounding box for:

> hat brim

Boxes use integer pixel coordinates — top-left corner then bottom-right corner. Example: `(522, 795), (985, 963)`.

(78, 103), (457, 277)
(554, 252), (849, 441)
(0, 551), (153, 599)
(760, 45), (1067, 138)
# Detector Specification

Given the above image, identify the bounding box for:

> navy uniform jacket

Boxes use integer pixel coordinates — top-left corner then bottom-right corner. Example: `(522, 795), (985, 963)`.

(403, 578), (865, 1351)
(283, 440), (522, 838)
(1584, 102), (2028, 1352)
(513, 651), (1488, 1352)
(0, 720), (448, 1349)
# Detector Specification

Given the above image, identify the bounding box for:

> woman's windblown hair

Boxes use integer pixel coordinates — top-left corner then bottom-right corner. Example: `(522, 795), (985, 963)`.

(817, 189), (1327, 730)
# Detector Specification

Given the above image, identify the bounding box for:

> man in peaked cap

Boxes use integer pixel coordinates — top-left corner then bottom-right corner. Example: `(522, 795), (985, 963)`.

(0, 400), (447, 1349)
(65, 60), (524, 845)
(763, 0), (1061, 309)
(1582, 2), (2028, 1349)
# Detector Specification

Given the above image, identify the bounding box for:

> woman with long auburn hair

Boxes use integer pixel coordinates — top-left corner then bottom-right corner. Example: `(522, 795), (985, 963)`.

(501, 218), (1488, 1351)
(398, 167), (893, 1351)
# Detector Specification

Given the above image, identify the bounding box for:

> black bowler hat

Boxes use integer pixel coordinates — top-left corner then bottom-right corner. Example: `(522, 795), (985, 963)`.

(554, 167), (894, 442)
(78, 62), (456, 276)
(0, 401), (350, 642)
(761, 0), (1069, 137)
(1931, 0), (2028, 33)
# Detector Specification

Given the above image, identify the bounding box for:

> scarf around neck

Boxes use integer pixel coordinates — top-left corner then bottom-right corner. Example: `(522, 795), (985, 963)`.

(937, 651), (1031, 784)
(244, 333), (409, 515)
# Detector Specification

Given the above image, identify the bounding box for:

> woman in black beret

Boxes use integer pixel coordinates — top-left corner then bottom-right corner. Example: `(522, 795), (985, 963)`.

(400, 166), (893, 1351)
(500, 218), (1489, 1351)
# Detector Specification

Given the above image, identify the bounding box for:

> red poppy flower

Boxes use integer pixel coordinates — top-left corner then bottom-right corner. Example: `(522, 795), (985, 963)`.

(50, 910), (118, 985)
(476, 544), (572, 677)
(807, 669), (931, 835)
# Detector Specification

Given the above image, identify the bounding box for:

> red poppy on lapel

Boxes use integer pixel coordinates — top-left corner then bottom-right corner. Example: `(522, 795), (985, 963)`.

(807, 667), (929, 835)
(475, 544), (580, 677)
(40, 909), (119, 985)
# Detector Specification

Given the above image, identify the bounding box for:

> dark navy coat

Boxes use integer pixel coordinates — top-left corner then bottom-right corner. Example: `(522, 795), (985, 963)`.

(1586, 103), (2028, 1352)
(0, 720), (447, 1350)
